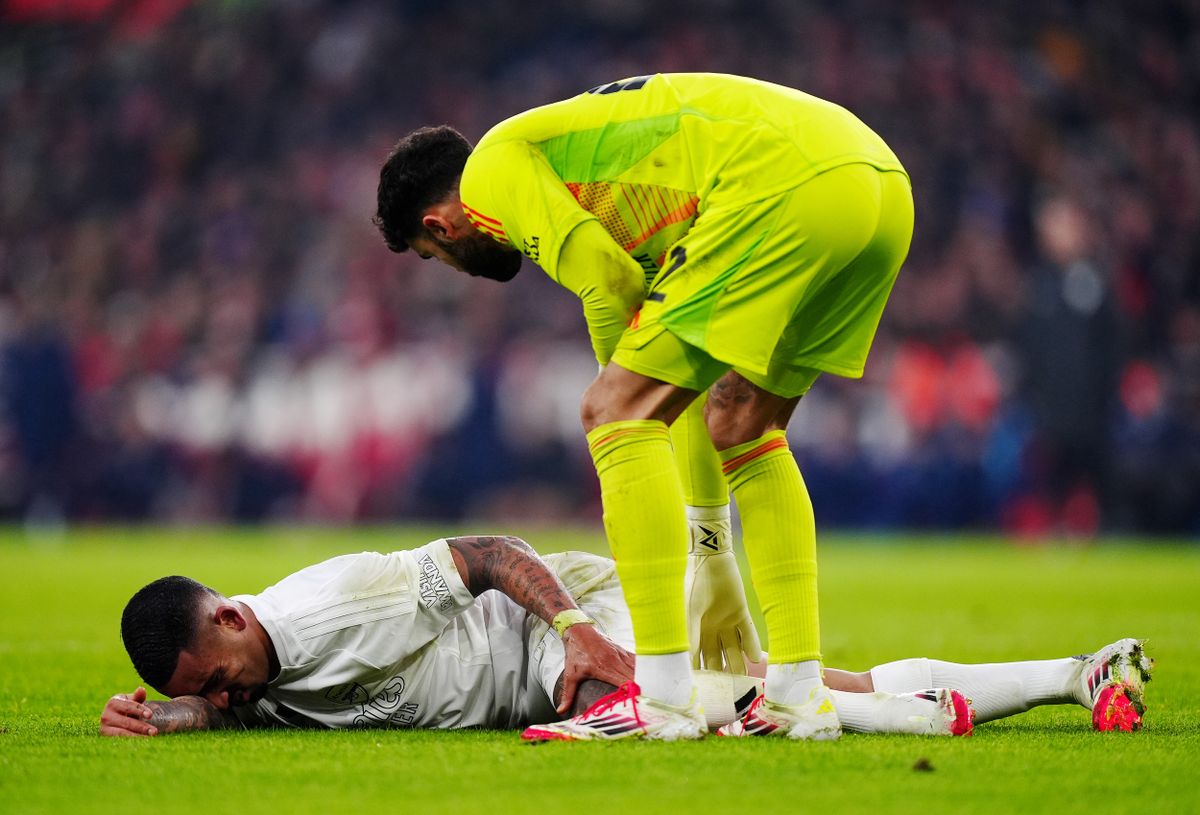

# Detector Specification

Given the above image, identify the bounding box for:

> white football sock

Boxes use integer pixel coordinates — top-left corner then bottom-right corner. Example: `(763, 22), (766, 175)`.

(696, 672), (946, 734)
(636, 651), (694, 706)
(829, 690), (886, 732)
(693, 669), (763, 730)
(871, 656), (1077, 723)
(766, 660), (823, 705)
(870, 656), (933, 691)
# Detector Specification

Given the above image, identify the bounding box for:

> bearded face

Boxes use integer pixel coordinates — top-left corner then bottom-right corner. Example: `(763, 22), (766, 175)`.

(440, 229), (523, 282)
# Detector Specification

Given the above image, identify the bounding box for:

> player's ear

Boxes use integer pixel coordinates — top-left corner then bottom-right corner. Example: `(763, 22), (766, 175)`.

(421, 212), (451, 239)
(213, 604), (247, 632)
(422, 199), (470, 241)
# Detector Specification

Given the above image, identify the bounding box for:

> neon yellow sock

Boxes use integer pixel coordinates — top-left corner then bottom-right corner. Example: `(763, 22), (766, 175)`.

(587, 420), (690, 655)
(670, 396), (728, 507)
(721, 430), (821, 663)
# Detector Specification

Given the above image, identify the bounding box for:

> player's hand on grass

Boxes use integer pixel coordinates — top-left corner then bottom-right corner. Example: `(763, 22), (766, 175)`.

(99, 687), (159, 737)
(557, 622), (635, 714)
(686, 548), (763, 675)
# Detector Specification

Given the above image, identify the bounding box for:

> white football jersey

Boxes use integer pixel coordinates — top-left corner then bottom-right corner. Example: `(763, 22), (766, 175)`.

(230, 540), (628, 730)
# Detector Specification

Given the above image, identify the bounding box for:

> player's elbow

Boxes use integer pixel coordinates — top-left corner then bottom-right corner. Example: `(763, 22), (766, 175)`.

(496, 535), (534, 557)
(447, 535), (535, 596)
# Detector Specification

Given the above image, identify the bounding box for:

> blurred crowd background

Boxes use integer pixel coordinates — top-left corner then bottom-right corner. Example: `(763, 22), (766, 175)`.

(1, 0), (1197, 534)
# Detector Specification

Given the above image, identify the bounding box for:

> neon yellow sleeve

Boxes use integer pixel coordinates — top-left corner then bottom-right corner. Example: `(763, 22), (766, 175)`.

(556, 219), (647, 365)
(459, 139), (595, 275)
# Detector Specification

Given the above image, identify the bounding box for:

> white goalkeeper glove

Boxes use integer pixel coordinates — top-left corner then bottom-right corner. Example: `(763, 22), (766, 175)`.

(684, 505), (763, 675)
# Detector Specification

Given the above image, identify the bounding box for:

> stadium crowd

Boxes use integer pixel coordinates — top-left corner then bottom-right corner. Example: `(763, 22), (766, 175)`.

(1, 0), (1197, 534)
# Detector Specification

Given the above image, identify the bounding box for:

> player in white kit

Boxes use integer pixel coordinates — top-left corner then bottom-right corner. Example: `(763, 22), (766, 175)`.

(98, 536), (1151, 738)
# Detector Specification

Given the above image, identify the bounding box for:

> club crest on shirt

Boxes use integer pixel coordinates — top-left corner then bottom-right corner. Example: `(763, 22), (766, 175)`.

(416, 553), (455, 611)
(325, 682), (370, 705)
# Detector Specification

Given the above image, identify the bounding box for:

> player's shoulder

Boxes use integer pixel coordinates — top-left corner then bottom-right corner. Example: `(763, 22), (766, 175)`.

(470, 72), (698, 155)
(471, 75), (642, 153)
(464, 135), (529, 177)
(460, 137), (546, 216)
(473, 100), (558, 154)
(256, 545), (439, 605)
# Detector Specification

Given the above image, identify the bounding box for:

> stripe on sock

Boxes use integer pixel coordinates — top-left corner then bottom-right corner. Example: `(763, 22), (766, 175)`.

(721, 437), (790, 476)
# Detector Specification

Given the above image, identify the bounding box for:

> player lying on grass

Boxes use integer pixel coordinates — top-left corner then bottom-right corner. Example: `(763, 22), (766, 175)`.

(99, 536), (1152, 738)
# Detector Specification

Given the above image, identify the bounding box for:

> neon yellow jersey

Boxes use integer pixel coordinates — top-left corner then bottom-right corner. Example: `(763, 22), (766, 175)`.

(459, 73), (905, 284)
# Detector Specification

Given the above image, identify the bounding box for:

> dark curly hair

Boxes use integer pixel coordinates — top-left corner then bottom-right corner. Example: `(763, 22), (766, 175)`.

(121, 576), (220, 692)
(374, 125), (473, 253)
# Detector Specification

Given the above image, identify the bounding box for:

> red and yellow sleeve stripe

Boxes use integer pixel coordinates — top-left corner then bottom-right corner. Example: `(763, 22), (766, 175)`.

(462, 203), (509, 244)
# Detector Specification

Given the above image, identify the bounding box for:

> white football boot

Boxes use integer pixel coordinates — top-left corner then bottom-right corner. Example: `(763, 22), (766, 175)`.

(521, 681), (706, 742)
(717, 684), (842, 740)
(1071, 638), (1153, 731)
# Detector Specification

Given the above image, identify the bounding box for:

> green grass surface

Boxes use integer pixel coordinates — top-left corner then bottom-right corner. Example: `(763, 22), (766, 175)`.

(1, 526), (1198, 814)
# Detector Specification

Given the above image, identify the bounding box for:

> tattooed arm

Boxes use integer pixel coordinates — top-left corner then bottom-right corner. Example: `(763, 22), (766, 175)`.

(446, 536), (634, 713)
(99, 687), (241, 737)
(447, 535), (583, 624)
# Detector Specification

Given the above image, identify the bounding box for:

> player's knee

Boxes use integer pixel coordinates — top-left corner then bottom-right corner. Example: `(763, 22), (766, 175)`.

(580, 374), (644, 431)
(704, 376), (799, 451)
(581, 367), (697, 431)
(703, 402), (761, 451)
(579, 380), (610, 432)
(580, 383), (637, 431)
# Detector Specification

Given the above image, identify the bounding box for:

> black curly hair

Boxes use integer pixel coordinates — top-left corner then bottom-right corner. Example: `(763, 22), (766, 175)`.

(120, 575), (219, 692)
(374, 125), (473, 253)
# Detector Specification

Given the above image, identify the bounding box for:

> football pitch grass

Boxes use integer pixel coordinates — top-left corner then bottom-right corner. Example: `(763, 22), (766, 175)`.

(1, 526), (1197, 815)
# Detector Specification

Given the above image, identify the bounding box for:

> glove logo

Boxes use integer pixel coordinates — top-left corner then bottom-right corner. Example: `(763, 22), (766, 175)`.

(694, 525), (720, 551)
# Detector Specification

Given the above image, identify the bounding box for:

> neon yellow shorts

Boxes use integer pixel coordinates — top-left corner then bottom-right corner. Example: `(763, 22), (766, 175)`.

(610, 163), (914, 398)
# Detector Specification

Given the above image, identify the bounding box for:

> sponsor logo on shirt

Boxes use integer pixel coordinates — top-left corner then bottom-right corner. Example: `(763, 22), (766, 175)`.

(523, 235), (540, 262)
(417, 553), (456, 612)
(350, 676), (420, 728)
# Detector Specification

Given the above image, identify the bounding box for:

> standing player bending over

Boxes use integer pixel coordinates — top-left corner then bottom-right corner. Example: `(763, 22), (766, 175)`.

(374, 73), (914, 740)
(99, 536), (1152, 738)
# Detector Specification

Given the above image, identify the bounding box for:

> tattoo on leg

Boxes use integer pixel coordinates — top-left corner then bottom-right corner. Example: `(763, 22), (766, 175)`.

(708, 373), (758, 412)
